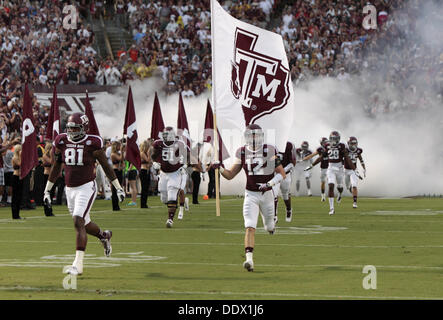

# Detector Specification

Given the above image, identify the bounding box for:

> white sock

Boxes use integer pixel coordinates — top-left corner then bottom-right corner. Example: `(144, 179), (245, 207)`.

(246, 251), (253, 262)
(73, 250), (84, 270)
(321, 193), (325, 198)
(329, 197), (334, 209)
(179, 206), (184, 215)
(7, 196), (11, 203)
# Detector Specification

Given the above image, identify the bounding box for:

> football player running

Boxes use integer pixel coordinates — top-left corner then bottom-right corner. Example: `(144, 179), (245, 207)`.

(344, 136), (366, 208)
(303, 137), (329, 201)
(294, 141), (313, 196)
(212, 124), (286, 272)
(324, 131), (355, 215)
(151, 127), (193, 228)
(44, 113), (125, 276)
(275, 141), (297, 222)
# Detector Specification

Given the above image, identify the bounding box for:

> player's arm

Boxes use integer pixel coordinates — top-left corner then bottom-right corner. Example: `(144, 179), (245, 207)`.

(43, 147), (63, 206)
(304, 155), (322, 171)
(302, 150), (318, 161)
(358, 154), (366, 176)
(258, 157), (286, 192)
(216, 162), (242, 180)
(93, 149), (125, 201)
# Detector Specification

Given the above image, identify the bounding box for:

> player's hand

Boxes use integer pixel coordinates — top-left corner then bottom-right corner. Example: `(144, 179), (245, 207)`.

(43, 191), (51, 208)
(152, 162), (161, 171)
(257, 183), (272, 193)
(304, 165), (312, 171)
(116, 188), (125, 202)
(211, 160), (223, 170)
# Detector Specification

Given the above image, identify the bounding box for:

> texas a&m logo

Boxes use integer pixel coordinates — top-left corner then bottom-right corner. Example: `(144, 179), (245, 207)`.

(231, 28), (291, 125)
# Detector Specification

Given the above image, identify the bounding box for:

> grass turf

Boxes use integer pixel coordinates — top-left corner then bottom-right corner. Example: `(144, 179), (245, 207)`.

(0, 195), (442, 300)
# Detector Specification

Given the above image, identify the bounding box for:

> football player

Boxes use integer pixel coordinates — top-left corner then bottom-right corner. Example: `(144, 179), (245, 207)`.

(303, 137), (329, 201)
(324, 131), (355, 215)
(275, 141), (297, 222)
(151, 127), (192, 228)
(43, 113), (125, 276)
(212, 124), (286, 272)
(294, 141), (313, 196)
(344, 136), (366, 208)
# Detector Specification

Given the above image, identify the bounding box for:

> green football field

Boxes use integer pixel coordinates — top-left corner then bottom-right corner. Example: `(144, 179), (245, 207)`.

(0, 195), (443, 300)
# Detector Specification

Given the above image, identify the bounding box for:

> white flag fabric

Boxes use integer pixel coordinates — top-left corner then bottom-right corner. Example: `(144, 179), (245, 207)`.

(211, 0), (295, 153)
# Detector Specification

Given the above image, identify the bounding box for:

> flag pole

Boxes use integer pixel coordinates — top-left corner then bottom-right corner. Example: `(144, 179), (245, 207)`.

(211, 0), (220, 217)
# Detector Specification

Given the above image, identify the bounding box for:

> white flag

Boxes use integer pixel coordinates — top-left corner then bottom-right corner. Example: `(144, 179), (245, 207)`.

(211, 0), (295, 153)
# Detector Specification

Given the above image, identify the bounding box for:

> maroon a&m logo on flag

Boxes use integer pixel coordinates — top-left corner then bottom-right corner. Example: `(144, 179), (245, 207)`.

(231, 28), (291, 125)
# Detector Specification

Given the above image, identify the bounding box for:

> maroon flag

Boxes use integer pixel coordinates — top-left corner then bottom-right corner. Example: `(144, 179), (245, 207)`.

(150, 92), (165, 140)
(123, 86), (141, 170)
(45, 85), (60, 141)
(204, 100), (230, 161)
(85, 90), (100, 136)
(177, 92), (191, 148)
(20, 84), (39, 179)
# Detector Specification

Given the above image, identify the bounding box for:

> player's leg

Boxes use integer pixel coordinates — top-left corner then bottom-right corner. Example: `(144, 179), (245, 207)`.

(272, 184), (279, 224)
(305, 170), (312, 196)
(260, 190), (276, 234)
(327, 169), (336, 215)
(64, 181), (97, 275)
(166, 171), (181, 227)
(280, 176), (292, 222)
(85, 221), (112, 256)
(320, 169), (327, 201)
(336, 170), (344, 203)
(350, 171), (358, 208)
(242, 190), (260, 271)
(178, 171), (188, 220)
(345, 170), (351, 193)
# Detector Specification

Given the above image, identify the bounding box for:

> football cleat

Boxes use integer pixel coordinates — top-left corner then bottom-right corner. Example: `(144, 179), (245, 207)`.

(337, 193), (342, 203)
(286, 210), (292, 222)
(243, 260), (254, 272)
(307, 189), (312, 197)
(166, 219), (173, 228)
(321, 194), (326, 202)
(100, 230), (112, 257)
(329, 208), (335, 215)
(184, 197), (189, 211)
(353, 202), (358, 208)
(63, 265), (81, 276)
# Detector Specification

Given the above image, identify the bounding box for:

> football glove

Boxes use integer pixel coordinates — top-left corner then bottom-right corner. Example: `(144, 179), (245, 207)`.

(257, 182), (272, 193)
(304, 165), (313, 171)
(152, 162), (161, 171)
(116, 188), (125, 202)
(43, 191), (51, 208)
(211, 160), (224, 172)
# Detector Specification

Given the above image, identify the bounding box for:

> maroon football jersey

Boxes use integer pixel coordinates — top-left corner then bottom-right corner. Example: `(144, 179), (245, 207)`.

(152, 139), (189, 173)
(316, 146), (329, 169)
(235, 144), (278, 192)
(345, 147), (363, 169)
(278, 141), (296, 170)
(53, 133), (103, 187)
(326, 142), (347, 164)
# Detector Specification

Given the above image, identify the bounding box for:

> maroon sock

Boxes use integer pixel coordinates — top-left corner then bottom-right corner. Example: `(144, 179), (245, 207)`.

(353, 196), (357, 202)
(245, 247), (254, 253)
